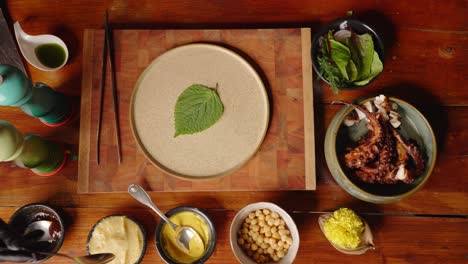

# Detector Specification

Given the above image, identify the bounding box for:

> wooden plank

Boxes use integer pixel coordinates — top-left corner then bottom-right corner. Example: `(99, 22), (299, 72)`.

(77, 29), (94, 194)
(301, 28), (316, 190)
(0, 207), (466, 264)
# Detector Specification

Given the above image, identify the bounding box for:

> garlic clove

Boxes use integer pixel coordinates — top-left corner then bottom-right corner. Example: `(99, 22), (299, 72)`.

(318, 213), (375, 255)
(389, 111), (401, 128)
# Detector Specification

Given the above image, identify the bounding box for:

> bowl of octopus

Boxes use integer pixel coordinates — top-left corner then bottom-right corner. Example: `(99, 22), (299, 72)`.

(324, 95), (437, 204)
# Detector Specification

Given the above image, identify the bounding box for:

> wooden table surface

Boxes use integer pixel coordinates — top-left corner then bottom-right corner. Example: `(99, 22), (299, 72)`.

(0, 1), (466, 263)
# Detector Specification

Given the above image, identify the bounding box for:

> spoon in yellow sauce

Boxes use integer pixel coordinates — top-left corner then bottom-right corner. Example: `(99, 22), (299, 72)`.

(128, 184), (204, 253)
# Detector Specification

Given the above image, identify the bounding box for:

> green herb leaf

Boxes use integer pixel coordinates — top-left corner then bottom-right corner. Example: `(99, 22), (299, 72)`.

(317, 55), (343, 94)
(349, 33), (374, 79)
(329, 39), (351, 80)
(353, 51), (383, 86)
(346, 59), (359, 82)
(174, 84), (224, 137)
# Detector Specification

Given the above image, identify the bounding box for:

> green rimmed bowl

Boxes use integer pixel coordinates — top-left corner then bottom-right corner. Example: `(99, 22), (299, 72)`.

(324, 97), (437, 203)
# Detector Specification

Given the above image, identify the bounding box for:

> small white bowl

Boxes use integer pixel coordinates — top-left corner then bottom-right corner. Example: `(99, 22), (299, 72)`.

(14, 21), (69, 71)
(230, 202), (299, 264)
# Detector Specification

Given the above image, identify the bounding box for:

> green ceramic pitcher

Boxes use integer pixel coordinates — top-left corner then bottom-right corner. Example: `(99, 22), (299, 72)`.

(0, 120), (66, 176)
(0, 64), (73, 126)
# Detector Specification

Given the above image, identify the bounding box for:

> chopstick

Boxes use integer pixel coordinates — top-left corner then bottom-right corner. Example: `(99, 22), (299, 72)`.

(97, 10), (122, 164)
(105, 10), (122, 164)
(96, 13), (108, 165)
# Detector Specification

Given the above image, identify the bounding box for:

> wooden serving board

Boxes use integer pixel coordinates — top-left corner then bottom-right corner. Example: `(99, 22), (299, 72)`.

(78, 28), (315, 193)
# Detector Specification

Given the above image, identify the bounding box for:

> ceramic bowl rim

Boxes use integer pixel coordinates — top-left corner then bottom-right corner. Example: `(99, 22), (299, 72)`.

(8, 203), (65, 263)
(154, 206), (217, 264)
(325, 96), (437, 203)
(86, 214), (147, 264)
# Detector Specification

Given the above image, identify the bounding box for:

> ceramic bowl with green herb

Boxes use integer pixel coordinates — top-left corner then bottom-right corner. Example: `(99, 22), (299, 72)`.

(312, 18), (385, 93)
(324, 96), (437, 203)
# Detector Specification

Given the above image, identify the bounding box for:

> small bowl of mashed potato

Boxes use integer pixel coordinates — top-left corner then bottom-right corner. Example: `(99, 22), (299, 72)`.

(87, 215), (146, 264)
(155, 206), (217, 264)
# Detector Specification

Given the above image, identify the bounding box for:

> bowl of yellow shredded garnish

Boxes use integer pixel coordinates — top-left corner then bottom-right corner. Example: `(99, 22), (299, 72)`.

(318, 208), (375, 255)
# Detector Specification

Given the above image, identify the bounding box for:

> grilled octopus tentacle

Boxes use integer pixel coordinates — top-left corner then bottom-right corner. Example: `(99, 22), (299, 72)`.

(360, 121), (398, 183)
(333, 101), (384, 169)
(391, 128), (426, 175)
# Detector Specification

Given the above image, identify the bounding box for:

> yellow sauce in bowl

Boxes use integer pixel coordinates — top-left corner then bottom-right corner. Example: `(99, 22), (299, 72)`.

(161, 212), (210, 263)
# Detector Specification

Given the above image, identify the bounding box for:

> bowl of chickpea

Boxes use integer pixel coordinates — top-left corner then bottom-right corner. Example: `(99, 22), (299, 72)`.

(230, 202), (299, 264)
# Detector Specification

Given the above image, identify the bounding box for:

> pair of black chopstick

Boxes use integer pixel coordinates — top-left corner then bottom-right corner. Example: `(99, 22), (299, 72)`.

(96, 10), (122, 164)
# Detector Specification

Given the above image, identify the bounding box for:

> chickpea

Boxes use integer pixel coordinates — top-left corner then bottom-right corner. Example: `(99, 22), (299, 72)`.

(277, 250), (285, 258)
(251, 219), (258, 225)
(257, 236), (264, 244)
(252, 233), (258, 241)
(249, 213), (255, 219)
(261, 243), (268, 249)
(262, 209), (270, 215)
(251, 243), (258, 251)
(271, 212), (279, 219)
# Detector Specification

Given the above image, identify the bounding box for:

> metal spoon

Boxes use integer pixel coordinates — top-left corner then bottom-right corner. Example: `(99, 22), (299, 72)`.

(128, 184), (203, 252)
(32, 251), (115, 264)
(24, 220), (52, 242)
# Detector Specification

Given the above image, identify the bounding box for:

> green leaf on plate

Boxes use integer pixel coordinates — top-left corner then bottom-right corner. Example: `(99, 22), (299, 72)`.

(174, 84), (224, 137)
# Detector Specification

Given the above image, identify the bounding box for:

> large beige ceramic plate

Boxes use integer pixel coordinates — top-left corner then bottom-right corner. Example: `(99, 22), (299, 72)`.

(131, 44), (269, 179)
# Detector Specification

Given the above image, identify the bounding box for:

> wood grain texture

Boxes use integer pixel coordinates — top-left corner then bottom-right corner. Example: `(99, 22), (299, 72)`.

(78, 28), (315, 193)
(0, 207), (466, 264)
